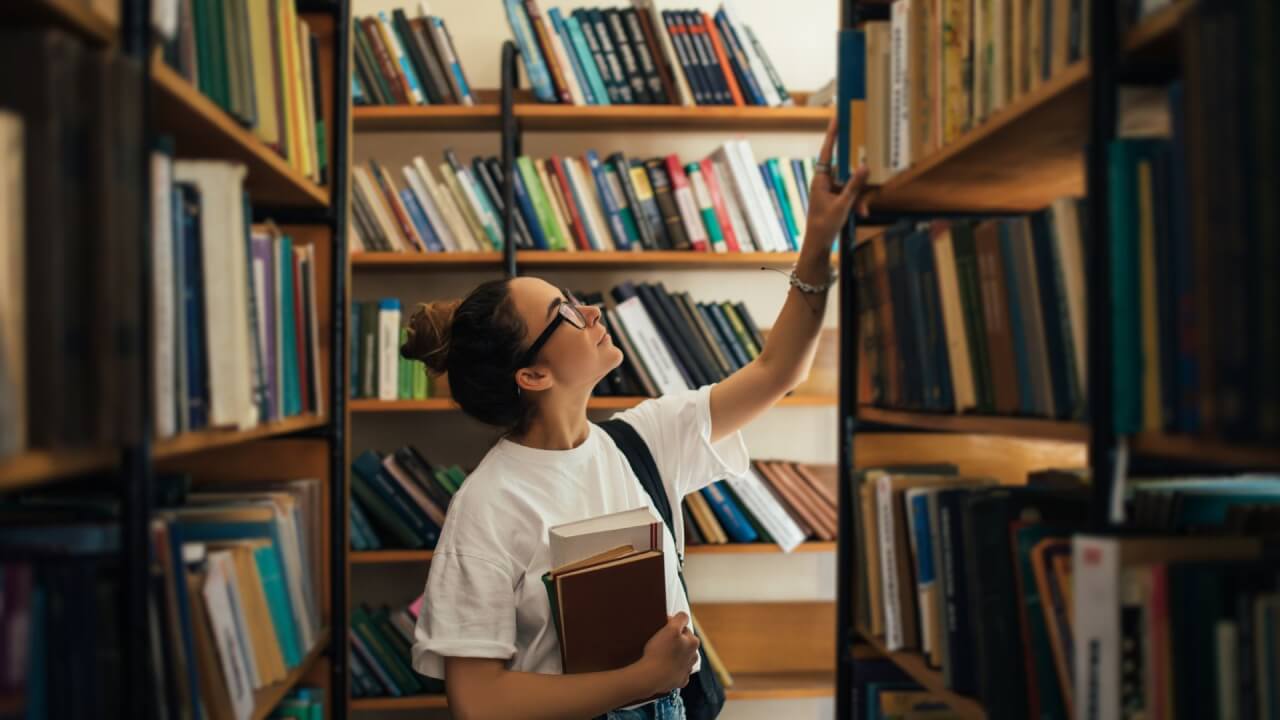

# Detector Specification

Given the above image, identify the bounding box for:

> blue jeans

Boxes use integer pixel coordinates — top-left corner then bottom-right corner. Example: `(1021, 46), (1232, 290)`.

(604, 690), (686, 720)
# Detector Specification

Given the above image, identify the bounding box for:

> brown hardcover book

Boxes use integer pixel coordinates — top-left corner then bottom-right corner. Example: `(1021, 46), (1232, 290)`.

(757, 461), (834, 540)
(777, 462), (837, 535)
(753, 462), (814, 539)
(554, 551), (667, 673)
(793, 463), (839, 512)
(359, 18), (407, 104)
(871, 235), (902, 407)
(632, 6), (677, 105)
(859, 482), (885, 636)
(974, 220), (1020, 414)
(407, 16), (456, 104)
(643, 159), (691, 250)
(547, 157), (591, 250)
(524, 0), (573, 104)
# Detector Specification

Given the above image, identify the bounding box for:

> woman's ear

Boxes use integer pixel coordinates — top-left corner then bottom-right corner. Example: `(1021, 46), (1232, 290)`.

(514, 366), (553, 394)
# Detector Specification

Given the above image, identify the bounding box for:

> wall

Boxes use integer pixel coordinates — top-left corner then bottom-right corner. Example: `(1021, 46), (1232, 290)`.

(351, 1), (841, 717)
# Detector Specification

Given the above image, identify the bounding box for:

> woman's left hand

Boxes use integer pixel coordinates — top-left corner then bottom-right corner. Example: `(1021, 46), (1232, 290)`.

(802, 118), (870, 252)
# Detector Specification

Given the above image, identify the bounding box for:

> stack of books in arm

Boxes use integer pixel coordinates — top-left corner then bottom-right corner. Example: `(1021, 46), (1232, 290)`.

(349, 446), (466, 551)
(504, 0), (792, 106)
(351, 6), (475, 107)
(350, 141), (816, 254)
(349, 598), (445, 699)
(683, 461), (837, 551)
(544, 508), (667, 676)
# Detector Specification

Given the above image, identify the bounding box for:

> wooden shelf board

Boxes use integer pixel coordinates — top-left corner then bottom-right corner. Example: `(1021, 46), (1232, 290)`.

(152, 60), (330, 208)
(1131, 433), (1280, 468)
(351, 251), (805, 270)
(2, 0), (116, 43)
(252, 627), (330, 720)
(686, 541), (837, 555)
(350, 694), (448, 711)
(857, 631), (986, 720)
(351, 104), (501, 132)
(726, 671), (834, 700)
(153, 415), (328, 460)
(352, 396), (834, 413)
(857, 407), (1088, 443)
(0, 448), (118, 492)
(351, 550), (434, 564)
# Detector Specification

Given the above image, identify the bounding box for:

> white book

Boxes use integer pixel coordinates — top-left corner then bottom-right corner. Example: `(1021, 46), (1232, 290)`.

(568, 158), (614, 251)
(669, 167), (708, 251)
(152, 151), (176, 439)
(613, 296), (690, 396)
(874, 471), (904, 649)
(732, 140), (788, 251)
(931, 227), (976, 411)
(206, 549), (263, 689)
(0, 113), (22, 458)
(173, 161), (257, 431)
(687, 166), (726, 253)
(725, 469), (806, 553)
(549, 507), (661, 571)
(721, 1), (781, 107)
(632, 0), (694, 106)
(708, 159), (756, 251)
(711, 145), (765, 251)
(890, 0), (910, 171)
(402, 165), (456, 251)
(202, 550), (255, 720)
(414, 157), (478, 251)
(547, 13), (587, 105)
(378, 299), (401, 401)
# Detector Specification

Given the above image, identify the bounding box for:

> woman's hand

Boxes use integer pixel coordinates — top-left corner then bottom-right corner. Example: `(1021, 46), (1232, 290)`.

(633, 612), (700, 696)
(802, 118), (870, 254)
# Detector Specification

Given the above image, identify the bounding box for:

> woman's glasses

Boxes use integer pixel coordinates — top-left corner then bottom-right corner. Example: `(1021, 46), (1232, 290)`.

(516, 290), (588, 370)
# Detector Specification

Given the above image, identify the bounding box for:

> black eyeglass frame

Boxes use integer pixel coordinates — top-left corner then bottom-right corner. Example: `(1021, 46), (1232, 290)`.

(515, 292), (589, 370)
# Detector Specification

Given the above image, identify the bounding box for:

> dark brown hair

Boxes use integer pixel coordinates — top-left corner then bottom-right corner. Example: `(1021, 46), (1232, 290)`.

(400, 278), (537, 433)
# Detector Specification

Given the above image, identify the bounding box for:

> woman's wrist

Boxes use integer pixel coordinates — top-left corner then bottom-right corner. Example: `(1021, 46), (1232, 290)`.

(795, 232), (835, 286)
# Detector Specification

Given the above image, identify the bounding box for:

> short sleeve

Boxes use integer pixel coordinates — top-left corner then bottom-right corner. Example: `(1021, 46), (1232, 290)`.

(612, 384), (751, 507)
(412, 550), (517, 679)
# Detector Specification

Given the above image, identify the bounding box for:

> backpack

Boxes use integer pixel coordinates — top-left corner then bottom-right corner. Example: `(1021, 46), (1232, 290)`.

(596, 419), (725, 720)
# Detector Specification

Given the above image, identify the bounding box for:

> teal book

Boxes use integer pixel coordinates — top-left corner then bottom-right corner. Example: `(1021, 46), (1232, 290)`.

(254, 545), (303, 668)
(719, 480), (772, 544)
(278, 234), (301, 416)
(350, 495), (383, 550)
(353, 606), (424, 694)
(565, 14), (611, 105)
(350, 468), (425, 549)
(767, 159), (800, 242)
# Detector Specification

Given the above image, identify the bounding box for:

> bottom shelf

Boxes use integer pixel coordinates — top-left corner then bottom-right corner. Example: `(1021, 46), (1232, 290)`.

(855, 630), (986, 720)
(253, 627), (331, 720)
(350, 694), (449, 711)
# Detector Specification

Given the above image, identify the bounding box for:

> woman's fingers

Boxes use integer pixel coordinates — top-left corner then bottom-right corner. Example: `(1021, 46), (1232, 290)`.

(817, 117), (837, 166)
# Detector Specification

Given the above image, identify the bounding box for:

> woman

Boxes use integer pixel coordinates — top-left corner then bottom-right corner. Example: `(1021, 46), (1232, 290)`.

(404, 122), (867, 720)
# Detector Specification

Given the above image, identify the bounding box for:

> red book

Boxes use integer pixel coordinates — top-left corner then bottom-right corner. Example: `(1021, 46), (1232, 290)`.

(701, 12), (743, 106)
(697, 157), (741, 252)
(662, 155), (708, 252)
(548, 157), (592, 251)
(292, 247), (310, 413)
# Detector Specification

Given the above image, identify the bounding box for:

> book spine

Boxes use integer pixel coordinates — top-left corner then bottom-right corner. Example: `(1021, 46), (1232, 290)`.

(684, 11), (731, 105)
(429, 17), (474, 105)
(376, 12), (425, 104)
(409, 16), (456, 104)
(700, 482), (759, 543)
(392, 10), (442, 104)
(627, 161), (670, 249)
(547, 157), (591, 250)
(686, 163), (726, 253)
(621, 8), (667, 103)
(644, 159), (690, 250)
(1073, 537), (1120, 720)
(523, 0), (572, 103)
(630, 5), (678, 105)
(401, 165), (451, 252)
(547, 8), (588, 105)
(574, 9), (621, 104)
(713, 10), (765, 105)
(397, 187), (440, 252)
(565, 14), (611, 105)
(585, 150), (632, 250)
(662, 10), (706, 105)
(589, 9), (633, 104)
(503, 0), (557, 103)
(605, 8), (652, 103)
(505, 158), (549, 249)
(608, 153), (656, 249)
(701, 11), (743, 105)
(697, 157), (739, 252)
(610, 287), (690, 394)
(663, 155), (709, 251)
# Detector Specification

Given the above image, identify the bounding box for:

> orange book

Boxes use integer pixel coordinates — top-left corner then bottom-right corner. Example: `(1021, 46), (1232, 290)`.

(701, 12), (743, 106)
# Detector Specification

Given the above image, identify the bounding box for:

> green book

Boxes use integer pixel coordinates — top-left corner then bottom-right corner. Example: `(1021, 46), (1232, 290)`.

(517, 156), (566, 250)
(767, 159), (800, 243)
(359, 302), (378, 400)
(432, 468), (457, 496)
(352, 606), (423, 695)
(397, 328), (412, 400)
(444, 465), (467, 491)
(952, 222), (994, 413)
(686, 163), (725, 249)
(720, 302), (760, 359)
(253, 545), (303, 667)
(411, 357), (427, 400)
(208, 0), (232, 110)
(279, 235), (301, 416)
(351, 470), (425, 548)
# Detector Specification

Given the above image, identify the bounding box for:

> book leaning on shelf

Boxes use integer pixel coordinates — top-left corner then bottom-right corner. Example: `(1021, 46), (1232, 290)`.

(349, 446), (467, 551)
(683, 461), (837, 551)
(504, 0), (793, 107)
(0, 31), (145, 457)
(161, 0), (329, 184)
(350, 598), (445, 699)
(852, 199), (1087, 421)
(150, 153), (326, 440)
(350, 5), (476, 106)
(350, 141), (816, 255)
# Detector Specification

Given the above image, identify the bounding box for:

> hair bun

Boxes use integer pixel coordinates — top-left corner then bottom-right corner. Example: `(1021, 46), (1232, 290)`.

(402, 299), (461, 376)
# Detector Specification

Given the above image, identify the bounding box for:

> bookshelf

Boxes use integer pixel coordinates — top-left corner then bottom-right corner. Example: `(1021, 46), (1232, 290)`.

(351, 250), (808, 270)
(855, 631), (987, 720)
(0, 448), (120, 493)
(0, 0), (118, 44)
(349, 542), (839, 565)
(856, 407), (1089, 444)
(349, 395), (836, 413)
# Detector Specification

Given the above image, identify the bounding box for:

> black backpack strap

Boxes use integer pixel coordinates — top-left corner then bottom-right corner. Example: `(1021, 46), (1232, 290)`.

(597, 419), (679, 558)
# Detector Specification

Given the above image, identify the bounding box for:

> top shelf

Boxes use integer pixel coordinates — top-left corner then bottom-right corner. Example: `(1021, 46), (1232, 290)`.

(868, 2), (1189, 214)
(2, 0), (117, 45)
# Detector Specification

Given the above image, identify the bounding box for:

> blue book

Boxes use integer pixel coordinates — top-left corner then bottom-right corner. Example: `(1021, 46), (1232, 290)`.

(714, 10), (765, 106)
(352, 451), (440, 546)
(254, 545), (303, 668)
(758, 164), (795, 249)
(0, 524), (120, 552)
(352, 71), (367, 105)
(171, 185), (188, 429)
(792, 158), (810, 212)
(999, 220), (1035, 416)
(549, 8), (595, 105)
(565, 13), (610, 105)
(504, 0), (556, 102)
(397, 187), (443, 252)
(572, 10), (618, 104)
(704, 303), (751, 368)
(378, 12), (427, 103)
(584, 9), (631, 103)
(700, 481), (758, 543)
(508, 163), (549, 249)
(349, 506), (368, 551)
(585, 150), (632, 250)
(178, 183), (209, 429)
(349, 303), (361, 398)
(350, 497), (383, 550)
(698, 303), (744, 371)
(431, 16), (473, 103)
(835, 28), (866, 181)
(278, 234), (301, 416)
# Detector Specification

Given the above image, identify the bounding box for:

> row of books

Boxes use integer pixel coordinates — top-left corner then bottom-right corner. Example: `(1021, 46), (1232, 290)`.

(266, 688), (324, 720)
(351, 141), (816, 256)
(0, 33), (145, 457)
(151, 155), (326, 440)
(349, 600), (443, 698)
(162, 0), (329, 185)
(852, 199), (1087, 420)
(351, 7), (475, 107)
(854, 660), (947, 720)
(150, 477), (326, 720)
(349, 300), (432, 402)
(349, 447), (467, 551)
(505, 1), (792, 107)
(685, 461), (837, 550)
(841, 0), (1088, 183)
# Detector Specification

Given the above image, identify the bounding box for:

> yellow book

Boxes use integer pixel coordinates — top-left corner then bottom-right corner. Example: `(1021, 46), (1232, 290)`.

(686, 492), (727, 544)
(1138, 160), (1162, 431)
(273, 0), (298, 168)
(297, 19), (320, 182)
(246, 0), (279, 149)
(778, 159), (807, 238)
(288, 10), (314, 179)
(941, 0), (971, 144)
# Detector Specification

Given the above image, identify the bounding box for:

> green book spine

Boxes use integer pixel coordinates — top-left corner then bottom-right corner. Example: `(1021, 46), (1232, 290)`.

(370, 609), (425, 693)
(353, 22), (395, 105)
(517, 157), (566, 250)
(432, 468), (457, 496)
(253, 545), (303, 667)
(351, 608), (419, 695)
(351, 471), (425, 548)
(398, 328), (411, 399)
(721, 302), (760, 359)
(686, 163), (725, 248)
(767, 159), (800, 242)
(445, 466), (467, 491)
(192, 0), (216, 96)
(279, 235), (301, 416)
(1108, 140), (1146, 434)
(209, 0), (232, 110)
(359, 302), (378, 400)
(411, 358), (427, 399)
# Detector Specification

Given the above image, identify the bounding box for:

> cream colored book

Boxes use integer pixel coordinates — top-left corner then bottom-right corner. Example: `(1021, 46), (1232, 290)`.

(439, 162), (488, 246)
(0, 113), (23, 457)
(297, 18), (319, 181)
(931, 224), (976, 411)
(402, 164), (457, 251)
(245, 0), (279, 149)
(567, 158), (614, 251)
(352, 166), (407, 251)
(414, 156), (479, 251)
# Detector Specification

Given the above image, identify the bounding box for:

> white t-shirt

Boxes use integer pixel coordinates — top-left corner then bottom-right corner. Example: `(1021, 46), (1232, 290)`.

(411, 385), (750, 680)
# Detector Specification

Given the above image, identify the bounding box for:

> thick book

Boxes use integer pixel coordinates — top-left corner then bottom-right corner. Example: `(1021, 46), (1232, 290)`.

(549, 506), (660, 570)
(644, 159), (690, 250)
(621, 8), (667, 103)
(504, 0), (555, 103)
(587, 9), (634, 104)
(604, 8), (653, 103)
(550, 550), (666, 676)
(974, 220), (1020, 414)
(700, 481), (758, 543)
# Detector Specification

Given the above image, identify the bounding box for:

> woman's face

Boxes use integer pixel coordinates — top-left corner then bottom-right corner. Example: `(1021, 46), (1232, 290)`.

(507, 277), (624, 394)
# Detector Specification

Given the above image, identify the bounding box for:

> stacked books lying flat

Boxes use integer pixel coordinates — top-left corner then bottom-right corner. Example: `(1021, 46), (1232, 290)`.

(0, 33), (145, 457)
(841, 0), (1089, 183)
(151, 153), (326, 440)
(0, 513), (126, 718)
(266, 688), (325, 720)
(350, 142), (816, 254)
(349, 447), (466, 551)
(505, 0), (792, 107)
(162, 0), (329, 184)
(854, 658), (952, 720)
(588, 283), (766, 398)
(349, 299), (433, 401)
(852, 199), (1087, 420)
(855, 466), (1280, 720)
(351, 7), (475, 106)
(1110, 43), (1279, 441)
(349, 599), (444, 699)
(684, 461), (837, 552)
